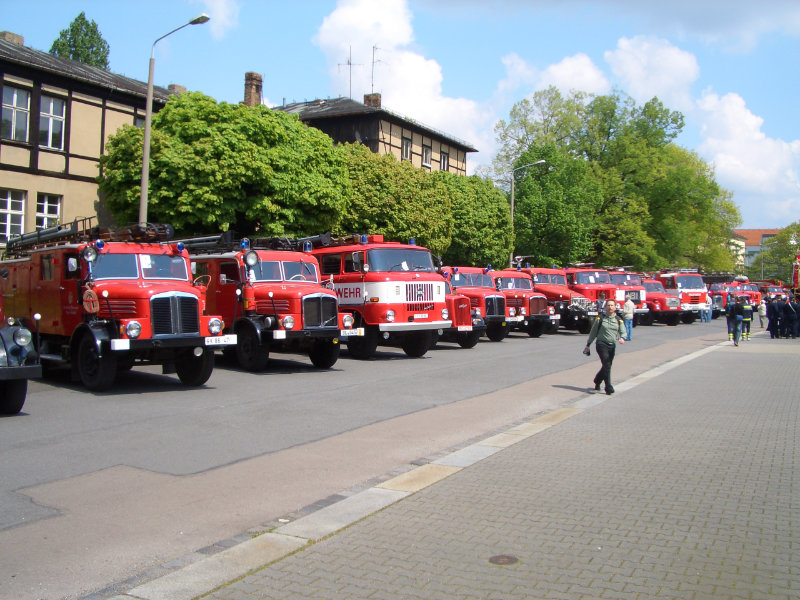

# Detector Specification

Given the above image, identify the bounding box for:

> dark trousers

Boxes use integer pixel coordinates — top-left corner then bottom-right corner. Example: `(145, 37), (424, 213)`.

(593, 341), (616, 391)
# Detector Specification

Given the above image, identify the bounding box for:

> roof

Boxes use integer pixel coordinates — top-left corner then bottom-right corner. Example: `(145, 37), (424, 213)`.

(732, 229), (780, 247)
(275, 96), (477, 152)
(0, 37), (170, 103)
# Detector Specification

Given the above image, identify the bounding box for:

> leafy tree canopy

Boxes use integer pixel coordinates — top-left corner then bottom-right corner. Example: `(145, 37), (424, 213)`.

(50, 12), (110, 70)
(98, 92), (349, 236)
(747, 222), (800, 283)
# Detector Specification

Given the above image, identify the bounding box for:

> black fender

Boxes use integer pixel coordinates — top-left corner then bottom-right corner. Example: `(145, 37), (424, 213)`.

(69, 322), (115, 379)
(233, 316), (270, 345)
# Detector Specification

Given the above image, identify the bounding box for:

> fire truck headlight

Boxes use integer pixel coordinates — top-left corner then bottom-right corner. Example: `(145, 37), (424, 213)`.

(125, 321), (142, 339)
(342, 314), (354, 328)
(208, 318), (223, 335)
(282, 316), (295, 330)
(386, 310), (395, 322)
(520, 308), (527, 316)
(244, 251), (259, 267)
(81, 246), (98, 262)
(472, 307), (481, 317)
(13, 328), (32, 347)
(441, 308), (449, 320)
(509, 308), (516, 317)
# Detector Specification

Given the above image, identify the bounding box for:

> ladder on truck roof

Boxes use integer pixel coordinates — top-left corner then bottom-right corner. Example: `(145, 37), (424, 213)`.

(3, 218), (175, 258)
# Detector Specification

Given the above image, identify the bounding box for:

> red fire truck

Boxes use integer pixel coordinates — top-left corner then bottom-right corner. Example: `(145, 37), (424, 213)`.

(440, 266), (509, 342)
(727, 277), (762, 306)
(517, 266), (596, 333)
(184, 234), (363, 370)
(640, 278), (682, 325)
(0, 219), (235, 391)
(493, 270), (553, 337)
(0, 294), (41, 414)
(565, 266), (619, 311)
(607, 271), (649, 321)
(432, 280), (486, 349)
(310, 234), (450, 359)
(655, 270), (710, 323)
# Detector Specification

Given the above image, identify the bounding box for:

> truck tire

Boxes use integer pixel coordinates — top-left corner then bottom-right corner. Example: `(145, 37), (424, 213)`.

(236, 326), (269, 371)
(347, 325), (379, 359)
(176, 348), (214, 386)
(401, 331), (432, 357)
(527, 321), (545, 338)
(639, 313), (654, 326)
(577, 319), (592, 334)
(457, 330), (481, 349)
(666, 314), (680, 326)
(681, 313), (696, 324)
(77, 334), (117, 391)
(0, 380), (27, 415)
(486, 322), (507, 342)
(309, 339), (340, 369)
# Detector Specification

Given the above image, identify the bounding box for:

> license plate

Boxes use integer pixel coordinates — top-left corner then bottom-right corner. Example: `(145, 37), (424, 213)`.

(205, 334), (237, 346)
(414, 313), (429, 319)
(551, 314), (560, 320)
(340, 328), (365, 336)
(457, 325), (473, 331)
(588, 311), (598, 316)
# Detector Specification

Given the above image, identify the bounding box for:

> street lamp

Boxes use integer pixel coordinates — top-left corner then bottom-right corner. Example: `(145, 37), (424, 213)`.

(509, 159), (546, 267)
(139, 13), (210, 227)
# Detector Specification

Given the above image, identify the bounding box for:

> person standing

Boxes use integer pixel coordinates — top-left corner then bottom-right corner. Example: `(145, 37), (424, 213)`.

(732, 296), (745, 346)
(622, 295), (635, 341)
(783, 296), (797, 339)
(584, 298), (626, 395)
(725, 295), (737, 341)
(767, 297), (780, 339)
(741, 297), (753, 340)
(758, 300), (767, 328)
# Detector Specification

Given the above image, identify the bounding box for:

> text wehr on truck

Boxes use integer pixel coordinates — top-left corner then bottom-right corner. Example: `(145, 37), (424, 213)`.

(0, 218), (236, 391)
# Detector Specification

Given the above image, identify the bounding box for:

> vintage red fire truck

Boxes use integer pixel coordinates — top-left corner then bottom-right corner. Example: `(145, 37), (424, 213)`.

(310, 234), (450, 359)
(440, 266), (510, 342)
(184, 234), (363, 370)
(516, 266), (596, 334)
(639, 278), (682, 325)
(607, 271), (649, 321)
(655, 269), (710, 323)
(565, 266), (619, 311)
(432, 280), (486, 349)
(726, 278), (762, 306)
(0, 219), (235, 391)
(754, 281), (789, 301)
(0, 293), (41, 414)
(493, 269), (553, 337)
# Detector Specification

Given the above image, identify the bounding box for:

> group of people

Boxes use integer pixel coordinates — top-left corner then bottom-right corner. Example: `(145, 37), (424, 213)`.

(765, 296), (799, 339)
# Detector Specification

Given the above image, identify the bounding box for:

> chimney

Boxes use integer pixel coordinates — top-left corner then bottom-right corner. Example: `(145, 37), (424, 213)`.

(0, 31), (24, 46)
(244, 72), (263, 107)
(167, 84), (187, 96)
(363, 93), (381, 108)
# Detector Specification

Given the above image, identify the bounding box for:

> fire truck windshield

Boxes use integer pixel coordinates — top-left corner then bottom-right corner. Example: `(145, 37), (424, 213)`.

(498, 277), (533, 290)
(644, 281), (666, 293)
(451, 272), (493, 288)
(575, 271), (611, 284)
(92, 253), (139, 279)
(140, 254), (190, 281)
(610, 273), (642, 285)
(282, 260), (319, 282)
(367, 248), (434, 272)
(550, 274), (567, 285)
(675, 275), (704, 289)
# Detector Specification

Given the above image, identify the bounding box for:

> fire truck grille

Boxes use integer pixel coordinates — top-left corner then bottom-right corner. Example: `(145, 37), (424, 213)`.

(571, 297), (592, 310)
(666, 297), (680, 308)
(151, 295), (199, 335)
(453, 300), (471, 326)
(98, 300), (138, 319)
(687, 294), (702, 304)
(256, 299), (290, 313)
(624, 290), (642, 304)
(529, 296), (547, 316)
(303, 296), (338, 328)
(506, 297), (523, 308)
(406, 283), (435, 312)
(484, 295), (505, 317)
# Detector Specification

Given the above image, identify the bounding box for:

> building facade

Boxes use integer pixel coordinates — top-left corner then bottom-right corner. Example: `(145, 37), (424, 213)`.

(0, 32), (171, 241)
(733, 228), (780, 268)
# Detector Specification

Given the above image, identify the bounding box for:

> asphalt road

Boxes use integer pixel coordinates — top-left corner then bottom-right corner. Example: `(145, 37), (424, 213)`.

(0, 318), (724, 600)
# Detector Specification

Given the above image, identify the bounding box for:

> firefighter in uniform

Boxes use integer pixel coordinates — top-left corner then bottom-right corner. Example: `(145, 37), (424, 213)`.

(741, 297), (753, 340)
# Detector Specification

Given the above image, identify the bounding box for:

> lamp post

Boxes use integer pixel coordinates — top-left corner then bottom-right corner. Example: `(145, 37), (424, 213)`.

(139, 13), (210, 227)
(509, 159), (546, 267)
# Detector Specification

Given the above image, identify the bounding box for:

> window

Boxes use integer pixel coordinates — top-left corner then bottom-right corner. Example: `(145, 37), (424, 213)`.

(1, 86), (30, 142)
(0, 189), (25, 242)
(422, 146), (431, 167)
(39, 95), (65, 150)
(320, 254), (341, 275)
(36, 194), (61, 229)
(219, 262), (240, 283)
(41, 254), (55, 280)
(401, 137), (411, 161)
(440, 151), (449, 172)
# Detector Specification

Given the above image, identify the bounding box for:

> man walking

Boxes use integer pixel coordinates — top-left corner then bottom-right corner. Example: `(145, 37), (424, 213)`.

(622, 295), (635, 341)
(584, 298), (626, 395)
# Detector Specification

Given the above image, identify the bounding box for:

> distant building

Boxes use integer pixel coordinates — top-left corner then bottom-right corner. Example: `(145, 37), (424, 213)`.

(733, 228), (780, 267)
(244, 73), (477, 176)
(0, 31), (174, 241)
(728, 231), (746, 270)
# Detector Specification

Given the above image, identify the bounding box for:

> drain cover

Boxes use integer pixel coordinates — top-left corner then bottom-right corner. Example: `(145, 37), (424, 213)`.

(489, 554), (518, 565)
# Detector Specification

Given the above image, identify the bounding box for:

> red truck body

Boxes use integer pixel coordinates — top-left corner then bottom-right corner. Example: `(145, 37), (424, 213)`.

(565, 267), (619, 308)
(607, 271), (650, 319)
(640, 278), (683, 325)
(655, 270), (710, 324)
(441, 266), (512, 342)
(493, 270), (554, 337)
(519, 266), (596, 333)
(433, 281), (486, 348)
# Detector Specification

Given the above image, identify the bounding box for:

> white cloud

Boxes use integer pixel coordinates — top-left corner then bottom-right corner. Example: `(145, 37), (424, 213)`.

(539, 53), (610, 95)
(697, 91), (800, 226)
(196, 0), (240, 40)
(605, 36), (699, 111)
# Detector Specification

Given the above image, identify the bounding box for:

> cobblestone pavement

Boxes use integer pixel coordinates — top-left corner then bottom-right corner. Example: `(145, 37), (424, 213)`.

(194, 333), (799, 600)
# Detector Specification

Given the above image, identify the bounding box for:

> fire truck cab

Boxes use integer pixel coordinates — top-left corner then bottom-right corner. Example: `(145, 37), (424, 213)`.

(493, 270), (553, 337)
(640, 278), (682, 325)
(185, 234), (362, 371)
(655, 270), (710, 324)
(311, 234), (450, 359)
(441, 266), (509, 342)
(565, 267), (619, 315)
(0, 294), (41, 414)
(0, 219), (235, 391)
(607, 271), (649, 320)
(433, 280), (486, 349)
(520, 266), (596, 333)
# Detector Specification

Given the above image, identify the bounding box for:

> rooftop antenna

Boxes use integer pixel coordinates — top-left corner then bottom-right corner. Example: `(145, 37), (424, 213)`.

(371, 45), (383, 93)
(337, 46), (362, 98)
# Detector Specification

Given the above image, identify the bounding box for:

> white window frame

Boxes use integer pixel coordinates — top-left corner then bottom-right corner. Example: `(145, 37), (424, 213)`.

(401, 137), (411, 161)
(39, 95), (65, 150)
(0, 188), (26, 242)
(1, 86), (30, 142)
(422, 145), (431, 167)
(440, 151), (449, 172)
(36, 193), (61, 229)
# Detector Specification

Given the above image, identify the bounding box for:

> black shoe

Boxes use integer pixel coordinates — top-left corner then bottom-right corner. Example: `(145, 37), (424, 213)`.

(605, 386), (615, 395)
(594, 382), (601, 391)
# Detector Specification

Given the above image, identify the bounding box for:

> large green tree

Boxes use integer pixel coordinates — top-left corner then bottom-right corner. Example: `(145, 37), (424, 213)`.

(98, 92), (349, 236)
(50, 12), (110, 70)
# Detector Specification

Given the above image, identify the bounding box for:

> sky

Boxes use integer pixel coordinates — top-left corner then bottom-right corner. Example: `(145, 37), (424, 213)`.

(4, 0), (800, 230)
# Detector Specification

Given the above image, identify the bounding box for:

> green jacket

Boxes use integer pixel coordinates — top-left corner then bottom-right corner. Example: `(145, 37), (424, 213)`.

(586, 313), (625, 346)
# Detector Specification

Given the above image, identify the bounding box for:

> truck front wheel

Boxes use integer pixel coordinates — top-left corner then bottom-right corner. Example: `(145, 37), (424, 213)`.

(401, 331), (432, 357)
(347, 325), (379, 359)
(457, 330), (481, 349)
(486, 322), (507, 342)
(236, 326), (269, 371)
(77, 334), (117, 391)
(0, 380), (27, 414)
(309, 339), (340, 369)
(176, 348), (214, 386)
(681, 313), (696, 324)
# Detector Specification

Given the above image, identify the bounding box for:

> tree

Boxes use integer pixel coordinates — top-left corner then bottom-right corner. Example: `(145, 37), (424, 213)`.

(747, 223), (800, 283)
(99, 92), (349, 236)
(50, 12), (110, 70)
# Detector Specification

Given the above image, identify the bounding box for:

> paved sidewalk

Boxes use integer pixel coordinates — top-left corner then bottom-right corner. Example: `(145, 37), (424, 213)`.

(118, 331), (800, 600)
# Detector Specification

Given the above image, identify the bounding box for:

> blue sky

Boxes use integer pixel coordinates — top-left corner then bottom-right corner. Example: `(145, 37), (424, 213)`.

(4, 0), (800, 229)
